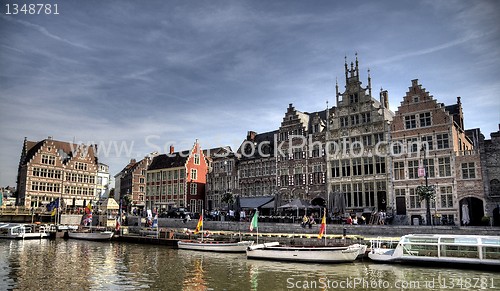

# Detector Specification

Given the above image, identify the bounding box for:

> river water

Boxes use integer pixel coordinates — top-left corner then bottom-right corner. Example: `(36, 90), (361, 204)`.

(0, 239), (499, 290)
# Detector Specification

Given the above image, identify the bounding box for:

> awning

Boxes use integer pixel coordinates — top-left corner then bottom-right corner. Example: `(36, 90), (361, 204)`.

(260, 200), (275, 209)
(239, 196), (274, 209)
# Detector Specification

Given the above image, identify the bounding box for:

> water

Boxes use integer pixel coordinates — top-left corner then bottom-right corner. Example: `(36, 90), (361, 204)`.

(1, 239), (499, 290)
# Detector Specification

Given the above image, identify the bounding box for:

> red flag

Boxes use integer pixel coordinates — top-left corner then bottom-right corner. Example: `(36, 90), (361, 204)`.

(194, 215), (203, 234)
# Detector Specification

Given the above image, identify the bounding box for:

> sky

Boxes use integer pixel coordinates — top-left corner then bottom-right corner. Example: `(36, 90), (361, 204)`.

(1, 0), (499, 186)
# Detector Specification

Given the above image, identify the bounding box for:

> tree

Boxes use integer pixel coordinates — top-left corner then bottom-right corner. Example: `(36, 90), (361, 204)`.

(416, 185), (435, 225)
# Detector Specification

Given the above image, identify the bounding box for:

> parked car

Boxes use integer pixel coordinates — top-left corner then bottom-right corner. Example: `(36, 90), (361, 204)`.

(166, 207), (192, 218)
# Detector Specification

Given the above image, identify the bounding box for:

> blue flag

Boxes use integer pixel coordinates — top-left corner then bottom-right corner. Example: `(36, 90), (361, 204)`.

(46, 198), (59, 212)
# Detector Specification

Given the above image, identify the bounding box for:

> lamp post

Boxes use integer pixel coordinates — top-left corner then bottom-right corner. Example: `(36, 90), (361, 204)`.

(418, 145), (433, 226)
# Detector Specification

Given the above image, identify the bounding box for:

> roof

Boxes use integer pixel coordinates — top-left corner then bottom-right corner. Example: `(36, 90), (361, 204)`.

(239, 196), (274, 209)
(148, 153), (188, 171)
(22, 138), (97, 166)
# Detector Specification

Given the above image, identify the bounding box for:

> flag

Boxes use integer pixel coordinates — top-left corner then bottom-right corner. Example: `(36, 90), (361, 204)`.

(85, 203), (92, 214)
(318, 210), (326, 239)
(115, 218), (121, 231)
(250, 211), (258, 231)
(51, 208), (57, 216)
(152, 214), (158, 228)
(194, 215), (203, 234)
(46, 198), (59, 212)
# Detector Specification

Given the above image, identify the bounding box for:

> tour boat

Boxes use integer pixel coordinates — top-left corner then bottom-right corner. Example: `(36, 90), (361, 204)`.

(67, 229), (114, 241)
(0, 223), (50, 239)
(369, 234), (500, 266)
(246, 242), (363, 263)
(177, 240), (254, 252)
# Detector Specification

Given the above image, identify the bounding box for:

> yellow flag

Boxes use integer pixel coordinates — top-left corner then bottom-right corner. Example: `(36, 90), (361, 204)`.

(51, 208), (57, 216)
(194, 215), (203, 234)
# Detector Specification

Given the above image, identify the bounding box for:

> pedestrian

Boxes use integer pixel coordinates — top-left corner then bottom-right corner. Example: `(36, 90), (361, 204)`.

(301, 214), (309, 228)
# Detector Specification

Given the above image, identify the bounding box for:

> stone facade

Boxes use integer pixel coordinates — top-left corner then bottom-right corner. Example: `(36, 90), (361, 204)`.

(117, 157), (151, 213)
(478, 125), (500, 225)
(326, 57), (393, 215)
(16, 137), (99, 208)
(205, 147), (239, 211)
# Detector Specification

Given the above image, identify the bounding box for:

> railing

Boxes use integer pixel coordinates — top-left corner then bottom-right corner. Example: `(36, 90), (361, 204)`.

(0, 206), (50, 215)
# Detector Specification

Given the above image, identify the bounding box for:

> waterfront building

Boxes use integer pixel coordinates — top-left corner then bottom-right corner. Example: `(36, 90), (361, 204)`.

(325, 57), (394, 215)
(96, 163), (110, 200)
(478, 125), (500, 225)
(236, 130), (277, 210)
(205, 147), (239, 211)
(275, 104), (328, 208)
(16, 137), (98, 208)
(146, 141), (208, 214)
(116, 156), (151, 214)
(391, 79), (484, 225)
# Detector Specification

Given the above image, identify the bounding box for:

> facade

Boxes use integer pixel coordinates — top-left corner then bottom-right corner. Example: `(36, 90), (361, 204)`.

(478, 125), (500, 225)
(205, 147), (239, 211)
(276, 104), (328, 207)
(117, 157), (151, 213)
(326, 57), (394, 215)
(96, 163), (110, 200)
(16, 137), (98, 208)
(391, 79), (481, 225)
(146, 141), (208, 214)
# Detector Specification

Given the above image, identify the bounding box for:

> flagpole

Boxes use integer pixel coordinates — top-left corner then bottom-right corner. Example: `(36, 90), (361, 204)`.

(201, 201), (204, 242)
(324, 208), (327, 246)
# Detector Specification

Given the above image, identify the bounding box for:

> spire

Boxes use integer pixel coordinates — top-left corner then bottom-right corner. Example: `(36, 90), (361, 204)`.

(355, 52), (359, 77)
(344, 55), (348, 83)
(367, 68), (372, 97)
(335, 77), (339, 105)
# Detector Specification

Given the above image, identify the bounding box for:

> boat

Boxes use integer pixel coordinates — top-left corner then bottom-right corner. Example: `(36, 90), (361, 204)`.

(0, 223), (50, 239)
(178, 239), (254, 252)
(176, 209), (254, 252)
(246, 242), (362, 263)
(67, 229), (114, 241)
(369, 234), (500, 267)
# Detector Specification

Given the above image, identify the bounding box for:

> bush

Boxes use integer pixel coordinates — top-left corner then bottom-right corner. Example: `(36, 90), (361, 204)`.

(481, 216), (491, 226)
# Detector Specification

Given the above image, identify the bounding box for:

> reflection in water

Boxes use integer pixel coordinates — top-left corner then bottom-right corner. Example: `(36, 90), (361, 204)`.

(0, 239), (499, 290)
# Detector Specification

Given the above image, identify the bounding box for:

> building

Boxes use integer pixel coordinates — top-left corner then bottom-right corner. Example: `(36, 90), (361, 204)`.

(276, 104), (328, 207)
(325, 57), (394, 215)
(478, 125), (500, 225)
(205, 147), (239, 211)
(390, 79), (484, 225)
(16, 137), (98, 208)
(96, 163), (110, 200)
(146, 141), (208, 214)
(116, 157), (151, 214)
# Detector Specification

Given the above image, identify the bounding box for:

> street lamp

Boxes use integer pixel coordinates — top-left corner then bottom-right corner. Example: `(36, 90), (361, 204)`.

(417, 144), (435, 226)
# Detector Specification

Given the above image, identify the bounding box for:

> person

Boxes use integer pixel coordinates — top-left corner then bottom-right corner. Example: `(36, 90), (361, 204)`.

(308, 215), (315, 228)
(346, 216), (352, 225)
(301, 214), (309, 228)
(361, 215), (366, 225)
(183, 213), (191, 223)
(353, 216), (358, 225)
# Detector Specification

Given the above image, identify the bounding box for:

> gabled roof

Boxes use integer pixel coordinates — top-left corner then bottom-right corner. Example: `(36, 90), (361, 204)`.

(148, 153), (188, 171)
(22, 138), (96, 166)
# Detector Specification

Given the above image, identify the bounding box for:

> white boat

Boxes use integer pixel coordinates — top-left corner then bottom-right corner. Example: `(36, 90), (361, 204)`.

(68, 230), (114, 241)
(246, 242), (362, 263)
(369, 234), (500, 266)
(0, 224), (50, 239)
(178, 240), (254, 252)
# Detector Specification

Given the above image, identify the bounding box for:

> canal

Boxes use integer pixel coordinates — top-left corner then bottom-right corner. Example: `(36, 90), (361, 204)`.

(0, 239), (499, 290)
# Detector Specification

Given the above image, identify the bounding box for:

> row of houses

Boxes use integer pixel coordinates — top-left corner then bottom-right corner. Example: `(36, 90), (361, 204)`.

(16, 58), (500, 225)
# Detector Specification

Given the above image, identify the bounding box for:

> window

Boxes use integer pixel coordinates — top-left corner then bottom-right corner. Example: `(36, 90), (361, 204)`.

(331, 160), (340, 178)
(424, 158), (435, 178)
(392, 140), (403, 155)
(41, 155), (56, 165)
(405, 115), (417, 129)
(340, 117), (349, 127)
(194, 154), (200, 165)
(490, 179), (500, 196)
(349, 93), (359, 104)
(312, 145), (320, 158)
(375, 157), (386, 174)
(394, 162), (405, 180)
(190, 183), (197, 195)
(352, 158), (362, 176)
(407, 137), (419, 153)
(374, 133), (384, 143)
(191, 169), (197, 180)
(438, 157), (451, 177)
(341, 160), (351, 177)
(364, 182), (374, 207)
(361, 112), (371, 123)
(421, 135), (433, 150)
(351, 115), (360, 125)
(419, 112), (432, 127)
(440, 186), (453, 208)
(408, 160), (419, 179)
(409, 188), (421, 209)
(462, 162), (475, 179)
(395, 188), (405, 196)
(363, 135), (372, 146)
(342, 184), (352, 207)
(353, 183), (363, 207)
(436, 133), (449, 149)
(364, 157), (373, 175)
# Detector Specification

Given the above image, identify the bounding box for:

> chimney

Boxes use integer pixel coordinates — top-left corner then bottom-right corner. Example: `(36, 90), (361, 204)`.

(169, 145), (175, 154)
(130, 159), (136, 164)
(247, 131), (257, 141)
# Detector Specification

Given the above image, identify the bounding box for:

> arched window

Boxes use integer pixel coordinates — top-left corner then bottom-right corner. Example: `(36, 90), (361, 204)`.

(490, 179), (500, 196)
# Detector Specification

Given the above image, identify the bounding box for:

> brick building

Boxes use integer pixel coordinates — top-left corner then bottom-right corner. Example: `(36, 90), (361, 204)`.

(391, 79), (482, 225)
(16, 137), (99, 208)
(146, 141), (207, 214)
(205, 147), (239, 211)
(326, 57), (394, 215)
(116, 156), (151, 213)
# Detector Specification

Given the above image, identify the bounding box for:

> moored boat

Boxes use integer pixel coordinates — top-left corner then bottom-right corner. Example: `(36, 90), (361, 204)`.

(67, 229), (114, 241)
(246, 242), (362, 263)
(177, 240), (254, 252)
(0, 223), (50, 239)
(369, 234), (500, 267)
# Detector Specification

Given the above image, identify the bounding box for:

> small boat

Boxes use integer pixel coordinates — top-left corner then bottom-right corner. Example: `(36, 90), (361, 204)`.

(246, 242), (362, 263)
(369, 234), (500, 267)
(178, 240), (254, 252)
(177, 211), (253, 252)
(0, 223), (50, 239)
(67, 230), (114, 241)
